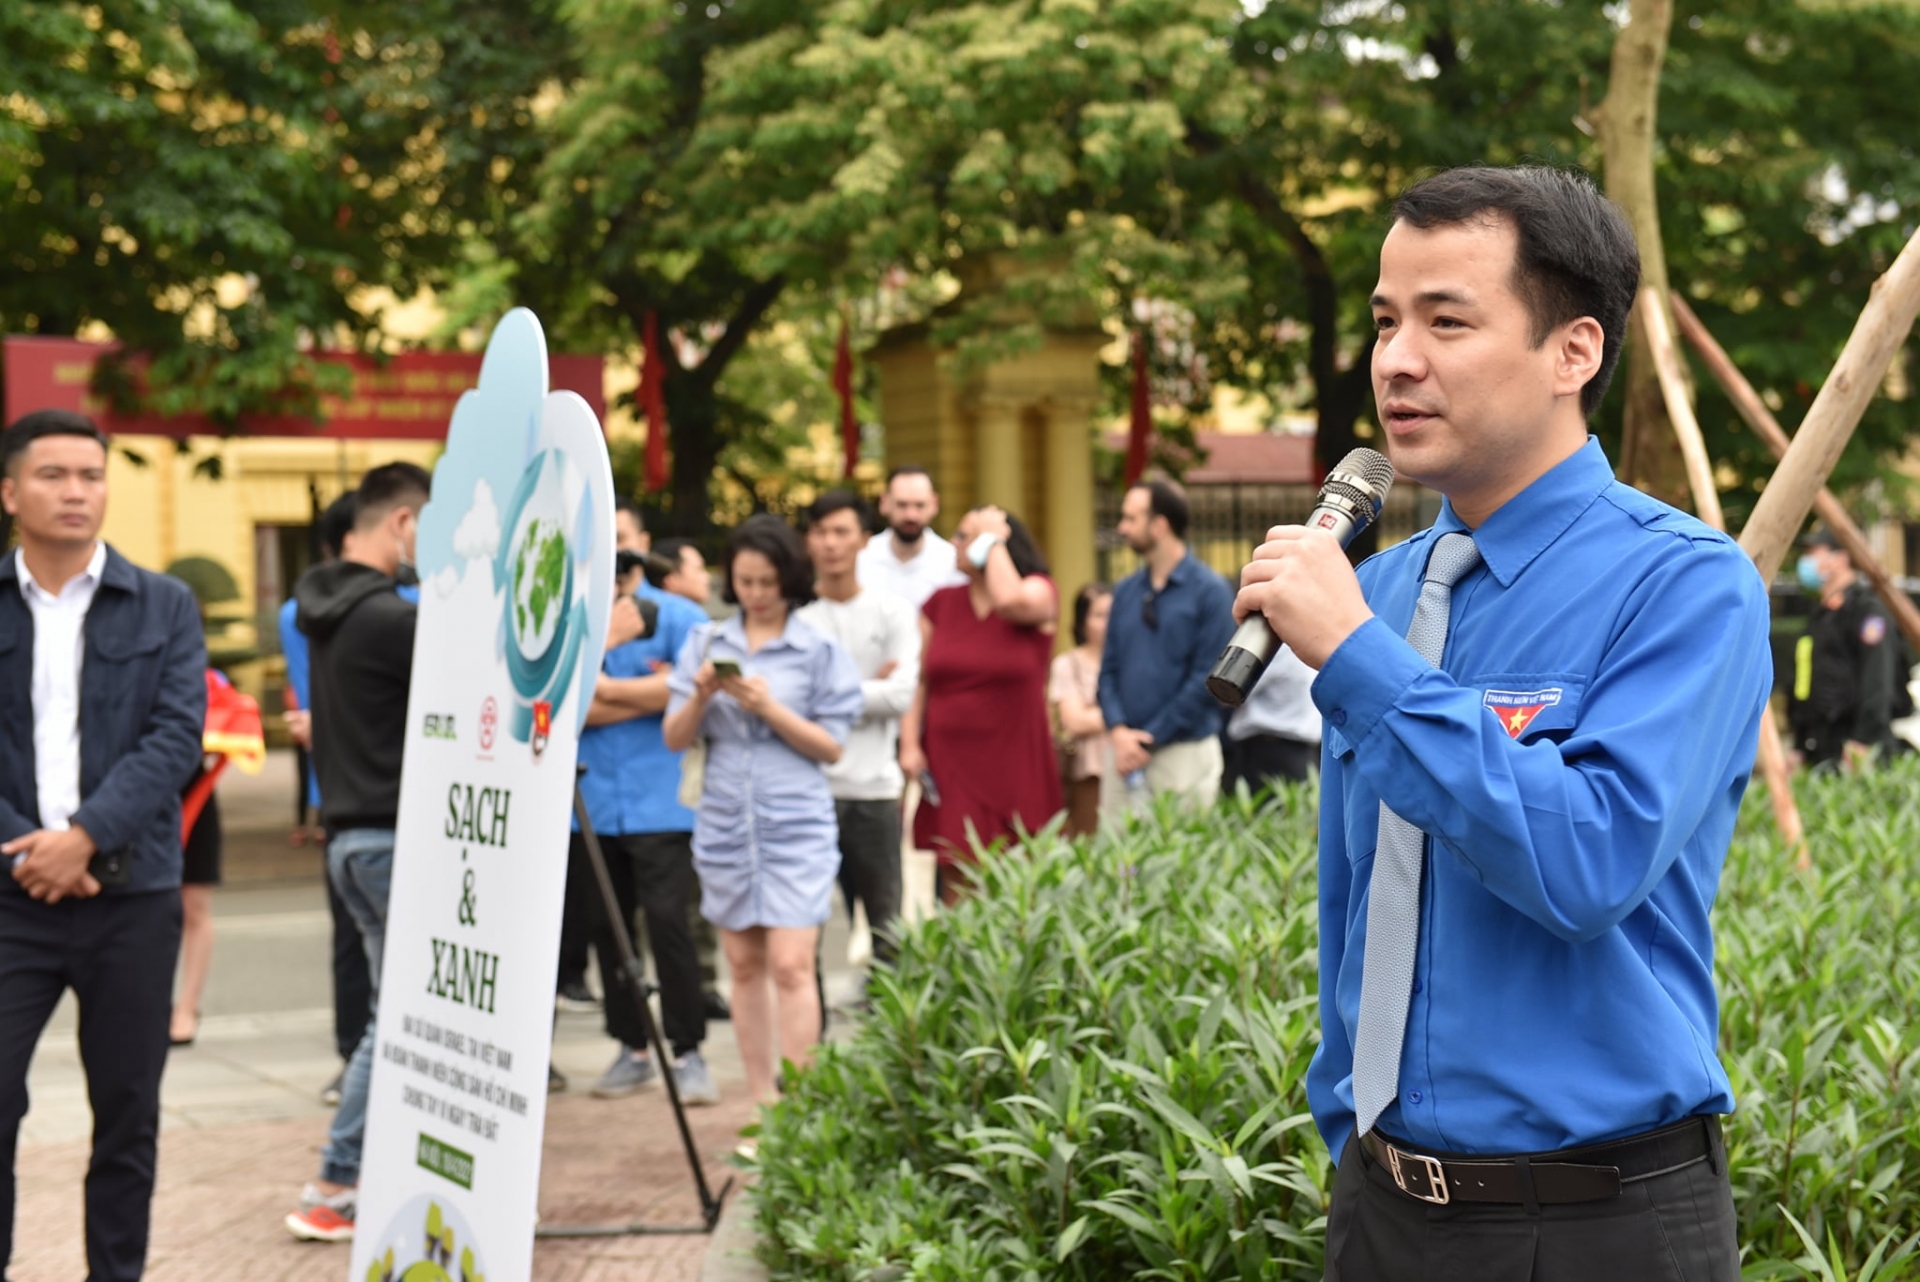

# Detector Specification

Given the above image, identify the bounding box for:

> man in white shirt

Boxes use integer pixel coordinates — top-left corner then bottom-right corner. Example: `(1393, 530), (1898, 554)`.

(1221, 643), (1321, 796)
(854, 465), (965, 609)
(799, 491), (920, 973)
(0, 410), (206, 1281)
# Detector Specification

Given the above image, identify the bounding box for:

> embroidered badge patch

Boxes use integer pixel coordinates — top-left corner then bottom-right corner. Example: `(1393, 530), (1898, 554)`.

(1483, 687), (1564, 739)
(1862, 615), (1888, 646)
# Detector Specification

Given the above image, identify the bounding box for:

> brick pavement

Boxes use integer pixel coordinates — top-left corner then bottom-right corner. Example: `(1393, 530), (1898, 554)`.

(11, 1086), (759, 1280)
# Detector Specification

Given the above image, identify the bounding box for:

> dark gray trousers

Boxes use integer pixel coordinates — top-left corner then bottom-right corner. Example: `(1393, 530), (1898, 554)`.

(834, 798), (903, 968)
(1325, 1125), (1739, 1282)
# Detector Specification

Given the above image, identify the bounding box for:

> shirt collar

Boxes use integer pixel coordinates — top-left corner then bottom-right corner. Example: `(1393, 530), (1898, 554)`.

(15, 542), (107, 600)
(1430, 437), (1615, 588)
(717, 610), (818, 654)
(1150, 550), (1200, 591)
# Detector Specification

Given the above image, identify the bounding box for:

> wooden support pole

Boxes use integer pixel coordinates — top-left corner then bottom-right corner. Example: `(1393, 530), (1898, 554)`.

(1640, 287), (1801, 863)
(1671, 293), (1920, 656)
(1738, 226), (1920, 585)
(1637, 288), (1723, 529)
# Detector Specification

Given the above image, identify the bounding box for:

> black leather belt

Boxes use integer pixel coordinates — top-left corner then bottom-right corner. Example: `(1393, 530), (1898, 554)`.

(1360, 1115), (1719, 1206)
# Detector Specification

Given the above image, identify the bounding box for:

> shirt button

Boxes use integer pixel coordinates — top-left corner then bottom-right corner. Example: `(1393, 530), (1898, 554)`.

(1412, 978), (1423, 994)
(1329, 709), (1348, 727)
(1408, 1091), (1423, 1105)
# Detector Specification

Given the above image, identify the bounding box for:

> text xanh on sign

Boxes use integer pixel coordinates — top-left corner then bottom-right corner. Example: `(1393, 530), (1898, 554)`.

(426, 783), (514, 1014)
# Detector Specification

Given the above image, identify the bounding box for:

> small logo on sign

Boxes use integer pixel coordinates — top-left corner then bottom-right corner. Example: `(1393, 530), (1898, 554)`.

(478, 697), (498, 753)
(531, 700), (552, 759)
(1483, 687), (1563, 739)
(422, 713), (457, 741)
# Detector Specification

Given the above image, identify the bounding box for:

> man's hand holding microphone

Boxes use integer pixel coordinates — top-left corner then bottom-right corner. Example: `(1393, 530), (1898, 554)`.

(1208, 448), (1397, 703)
(1231, 527), (1376, 670)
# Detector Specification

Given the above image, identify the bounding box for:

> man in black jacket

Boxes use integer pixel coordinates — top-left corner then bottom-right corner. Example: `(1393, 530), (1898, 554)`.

(284, 461), (430, 1243)
(0, 410), (206, 1281)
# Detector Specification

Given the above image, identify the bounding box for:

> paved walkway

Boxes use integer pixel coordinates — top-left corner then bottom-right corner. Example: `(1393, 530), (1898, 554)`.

(7, 753), (909, 1280)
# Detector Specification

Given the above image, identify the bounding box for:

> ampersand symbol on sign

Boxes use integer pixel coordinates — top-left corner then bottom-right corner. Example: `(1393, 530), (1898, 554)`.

(458, 868), (478, 927)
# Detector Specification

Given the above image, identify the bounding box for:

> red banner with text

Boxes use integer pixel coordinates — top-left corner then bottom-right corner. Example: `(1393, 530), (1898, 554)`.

(2, 336), (606, 441)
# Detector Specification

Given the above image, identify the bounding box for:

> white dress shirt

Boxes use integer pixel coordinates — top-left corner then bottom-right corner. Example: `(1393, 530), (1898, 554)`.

(19, 543), (107, 831)
(796, 587), (922, 800)
(855, 528), (966, 610)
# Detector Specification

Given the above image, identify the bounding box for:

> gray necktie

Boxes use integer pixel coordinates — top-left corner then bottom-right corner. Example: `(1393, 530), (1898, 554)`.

(1352, 531), (1482, 1139)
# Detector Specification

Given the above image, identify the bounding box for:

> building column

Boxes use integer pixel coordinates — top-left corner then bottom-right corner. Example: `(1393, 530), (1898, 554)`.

(974, 393), (1026, 515)
(1044, 395), (1098, 604)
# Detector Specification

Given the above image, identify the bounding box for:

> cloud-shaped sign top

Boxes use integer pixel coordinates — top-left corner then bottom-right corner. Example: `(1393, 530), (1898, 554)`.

(414, 308), (546, 582)
(453, 479), (501, 563)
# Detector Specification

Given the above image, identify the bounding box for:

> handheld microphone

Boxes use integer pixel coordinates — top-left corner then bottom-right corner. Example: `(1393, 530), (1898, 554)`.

(1205, 447), (1397, 707)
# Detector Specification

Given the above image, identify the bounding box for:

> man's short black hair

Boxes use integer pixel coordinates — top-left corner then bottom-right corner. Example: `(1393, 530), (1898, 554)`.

(318, 493), (359, 561)
(722, 515), (814, 608)
(1390, 165), (1640, 417)
(885, 464), (933, 490)
(3, 410), (110, 476)
(1132, 478), (1191, 540)
(615, 496), (644, 531)
(647, 537), (698, 589)
(805, 488), (871, 530)
(354, 462), (433, 528)
(1071, 581), (1111, 647)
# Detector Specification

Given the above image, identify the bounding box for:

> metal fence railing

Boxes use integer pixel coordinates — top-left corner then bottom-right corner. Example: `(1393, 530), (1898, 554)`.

(1089, 482), (1435, 590)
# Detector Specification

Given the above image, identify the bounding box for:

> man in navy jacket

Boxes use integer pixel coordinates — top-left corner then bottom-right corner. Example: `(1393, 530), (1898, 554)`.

(0, 410), (206, 1281)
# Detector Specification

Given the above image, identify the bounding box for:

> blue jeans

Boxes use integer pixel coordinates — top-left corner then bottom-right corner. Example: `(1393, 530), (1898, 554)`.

(320, 829), (395, 1186)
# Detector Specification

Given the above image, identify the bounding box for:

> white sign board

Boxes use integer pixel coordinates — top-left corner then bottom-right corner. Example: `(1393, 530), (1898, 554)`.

(349, 308), (613, 1282)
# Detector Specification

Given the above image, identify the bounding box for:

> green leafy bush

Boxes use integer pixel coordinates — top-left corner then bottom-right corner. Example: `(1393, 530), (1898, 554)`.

(753, 767), (1920, 1280)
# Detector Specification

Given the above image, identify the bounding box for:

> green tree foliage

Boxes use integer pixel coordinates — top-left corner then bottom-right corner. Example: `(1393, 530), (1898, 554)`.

(528, 0), (1919, 525)
(0, 0), (570, 424)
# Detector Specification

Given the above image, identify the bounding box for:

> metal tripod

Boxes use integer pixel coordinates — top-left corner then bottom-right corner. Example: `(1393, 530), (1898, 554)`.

(534, 780), (732, 1237)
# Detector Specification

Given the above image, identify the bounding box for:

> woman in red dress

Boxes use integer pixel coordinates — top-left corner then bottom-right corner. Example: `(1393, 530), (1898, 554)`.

(900, 505), (1063, 901)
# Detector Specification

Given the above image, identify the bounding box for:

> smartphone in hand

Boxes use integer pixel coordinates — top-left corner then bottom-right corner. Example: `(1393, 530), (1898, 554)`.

(712, 658), (743, 680)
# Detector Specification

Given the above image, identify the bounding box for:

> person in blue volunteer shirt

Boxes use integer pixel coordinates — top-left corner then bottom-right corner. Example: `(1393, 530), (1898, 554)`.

(573, 548), (718, 1105)
(1234, 166), (1771, 1279)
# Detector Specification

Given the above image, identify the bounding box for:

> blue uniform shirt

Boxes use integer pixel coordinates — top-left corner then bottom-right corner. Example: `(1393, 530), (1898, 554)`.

(1097, 553), (1237, 747)
(577, 584), (707, 836)
(1308, 438), (1772, 1161)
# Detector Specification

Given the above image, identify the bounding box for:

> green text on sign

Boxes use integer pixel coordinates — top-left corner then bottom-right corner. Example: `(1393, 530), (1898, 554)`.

(417, 1132), (474, 1190)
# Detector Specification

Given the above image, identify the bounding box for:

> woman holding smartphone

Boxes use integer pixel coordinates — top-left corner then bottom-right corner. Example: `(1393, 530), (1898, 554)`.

(664, 516), (862, 1106)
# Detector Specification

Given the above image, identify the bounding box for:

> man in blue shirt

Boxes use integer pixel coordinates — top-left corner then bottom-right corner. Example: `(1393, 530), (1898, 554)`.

(1234, 166), (1770, 1279)
(575, 550), (718, 1105)
(1097, 479), (1236, 806)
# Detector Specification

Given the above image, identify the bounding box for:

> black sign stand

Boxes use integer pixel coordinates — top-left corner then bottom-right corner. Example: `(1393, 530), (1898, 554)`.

(535, 778), (732, 1238)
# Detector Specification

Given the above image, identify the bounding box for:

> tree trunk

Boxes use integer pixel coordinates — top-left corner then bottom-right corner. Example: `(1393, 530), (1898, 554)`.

(1598, 0), (1691, 509)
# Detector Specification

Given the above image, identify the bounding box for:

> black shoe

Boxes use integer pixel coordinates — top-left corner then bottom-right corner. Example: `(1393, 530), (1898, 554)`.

(548, 1062), (568, 1094)
(555, 980), (600, 1015)
(702, 989), (731, 1021)
(321, 1067), (345, 1107)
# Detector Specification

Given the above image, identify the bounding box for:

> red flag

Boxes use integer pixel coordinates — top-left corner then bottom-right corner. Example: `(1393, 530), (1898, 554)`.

(641, 310), (668, 493)
(833, 317), (858, 478)
(1125, 329), (1152, 487)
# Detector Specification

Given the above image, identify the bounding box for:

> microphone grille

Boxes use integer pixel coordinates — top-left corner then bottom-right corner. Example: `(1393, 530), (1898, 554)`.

(1334, 447), (1396, 499)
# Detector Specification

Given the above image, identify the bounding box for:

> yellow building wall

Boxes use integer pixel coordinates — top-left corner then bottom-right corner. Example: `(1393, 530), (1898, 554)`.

(101, 434), (442, 707)
(873, 328), (1105, 613)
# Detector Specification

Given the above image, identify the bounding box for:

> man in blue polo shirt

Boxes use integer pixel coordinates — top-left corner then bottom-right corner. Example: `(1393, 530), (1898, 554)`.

(575, 549), (717, 1104)
(1234, 166), (1769, 1279)
(1098, 478), (1236, 807)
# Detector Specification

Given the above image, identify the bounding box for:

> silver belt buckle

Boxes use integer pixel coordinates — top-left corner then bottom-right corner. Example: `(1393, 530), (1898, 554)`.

(1386, 1145), (1451, 1205)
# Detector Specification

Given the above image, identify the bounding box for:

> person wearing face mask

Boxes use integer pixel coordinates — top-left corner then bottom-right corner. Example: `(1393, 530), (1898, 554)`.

(283, 461), (431, 1243)
(1787, 527), (1909, 770)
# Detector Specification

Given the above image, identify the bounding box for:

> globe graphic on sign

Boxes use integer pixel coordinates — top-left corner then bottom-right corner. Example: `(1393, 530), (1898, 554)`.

(492, 446), (587, 750)
(508, 513), (565, 664)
